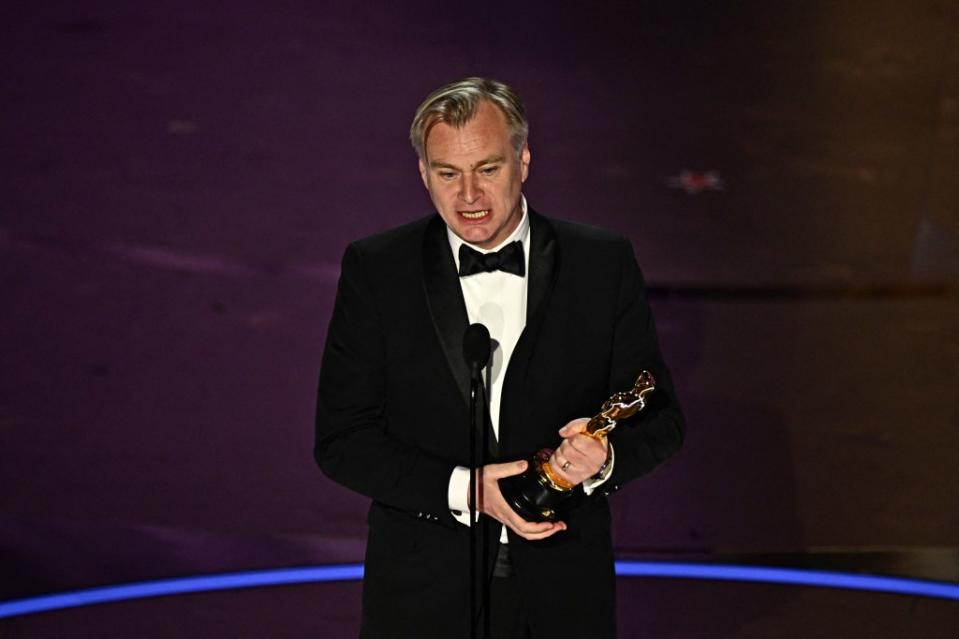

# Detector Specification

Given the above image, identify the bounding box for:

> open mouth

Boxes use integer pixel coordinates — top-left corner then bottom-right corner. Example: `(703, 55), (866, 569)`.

(459, 209), (489, 220)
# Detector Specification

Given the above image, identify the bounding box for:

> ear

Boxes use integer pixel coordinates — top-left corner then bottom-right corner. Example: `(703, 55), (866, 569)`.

(519, 142), (531, 183)
(418, 158), (430, 190)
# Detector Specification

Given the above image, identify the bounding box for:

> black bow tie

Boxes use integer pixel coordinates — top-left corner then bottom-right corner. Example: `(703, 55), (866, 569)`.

(458, 241), (525, 277)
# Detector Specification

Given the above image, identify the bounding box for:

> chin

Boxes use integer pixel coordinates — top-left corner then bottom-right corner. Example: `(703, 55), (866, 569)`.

(464, 230), (495, 246)
(456, 224), (488, 239)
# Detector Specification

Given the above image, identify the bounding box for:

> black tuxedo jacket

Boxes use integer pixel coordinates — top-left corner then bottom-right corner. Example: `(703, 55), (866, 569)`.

(315, 210), (684, 638)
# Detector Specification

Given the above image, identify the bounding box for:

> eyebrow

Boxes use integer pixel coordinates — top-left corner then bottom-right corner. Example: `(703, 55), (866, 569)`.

(429, 155), (505, 171)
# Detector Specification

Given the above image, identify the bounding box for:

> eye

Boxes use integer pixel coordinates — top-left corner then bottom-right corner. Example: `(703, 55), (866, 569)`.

(479, 166), (499, 176)
(438, 171), (457, 181)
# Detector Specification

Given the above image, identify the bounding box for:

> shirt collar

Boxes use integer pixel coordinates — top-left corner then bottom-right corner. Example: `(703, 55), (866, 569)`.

(448, 195), (530, 271)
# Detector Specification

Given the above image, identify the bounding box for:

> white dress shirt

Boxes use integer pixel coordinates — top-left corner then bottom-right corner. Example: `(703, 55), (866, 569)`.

(445, 197), (612, 538)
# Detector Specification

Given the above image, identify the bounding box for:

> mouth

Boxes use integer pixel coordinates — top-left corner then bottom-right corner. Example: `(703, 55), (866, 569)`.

(458, 209), (490, 221)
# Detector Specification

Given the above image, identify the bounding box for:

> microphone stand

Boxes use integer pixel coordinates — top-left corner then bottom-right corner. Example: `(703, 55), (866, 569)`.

(468, 363), (491, 639)
(464, 323), (491, 639)
(480, 366), (491, 639)
(469, 362), (479, 639)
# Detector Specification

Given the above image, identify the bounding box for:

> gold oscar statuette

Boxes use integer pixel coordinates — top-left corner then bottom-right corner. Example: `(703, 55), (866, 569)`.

(498, 371), (656, 522)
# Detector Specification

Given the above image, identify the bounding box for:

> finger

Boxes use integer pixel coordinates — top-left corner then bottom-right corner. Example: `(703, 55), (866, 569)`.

(515, 527), (562, 541)
(551, 450), (568, 469)
(553, 446), (598, 483)
(557, 421), (581, 438)
(573, 432), (606, 454)
(501, 506), (556, 532)
(565, 436), (587, 455)
(513, 521), (561, 537)
(513, 521), (567, 540)
(551, 460), (577, 484)
(554, 439), (584, 461)
(564, 445), (605, 478)
(487, 459), (528, 479)
(507, 516), (565, 536)
(496, 501), (563, 535)
(563, 439), (586, 462)
(559, 435), (599, 461)
(555, 441), (587, 465)
(558, 417), (589, 438)
(558, 444), (588, 466)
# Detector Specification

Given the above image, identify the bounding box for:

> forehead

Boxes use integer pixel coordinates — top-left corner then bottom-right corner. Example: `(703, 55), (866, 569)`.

(425, 101), (511, 162)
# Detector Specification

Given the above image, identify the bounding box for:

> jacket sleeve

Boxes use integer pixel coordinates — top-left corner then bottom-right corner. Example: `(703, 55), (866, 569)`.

(314, 242), (454, 515)
(602, 237), (685, 492)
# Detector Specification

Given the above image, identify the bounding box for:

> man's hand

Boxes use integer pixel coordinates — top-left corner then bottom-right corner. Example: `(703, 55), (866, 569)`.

(468, 460), (567, 540)
(550, 418), (609, 486)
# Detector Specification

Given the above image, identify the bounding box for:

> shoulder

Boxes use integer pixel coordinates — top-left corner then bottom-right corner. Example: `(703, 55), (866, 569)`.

(546, 215), (629, 249)
(336, 215), (440, 295)
(348, 214), (434, 259)
(534, 210), (633, 266)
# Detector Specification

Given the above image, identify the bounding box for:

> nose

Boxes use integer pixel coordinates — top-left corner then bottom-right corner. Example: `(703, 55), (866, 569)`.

(459, 173), (481, 204)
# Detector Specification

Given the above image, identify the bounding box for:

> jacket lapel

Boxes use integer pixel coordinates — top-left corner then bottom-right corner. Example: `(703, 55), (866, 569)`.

(422, 215), (471, 407)
(499, 209), (559, 453)
(525, 209), (558, 324)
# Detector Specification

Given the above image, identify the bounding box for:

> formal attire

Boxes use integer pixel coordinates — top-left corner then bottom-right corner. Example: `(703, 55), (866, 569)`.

(314, 205), (684, 638)
(446, 200), (613, 542)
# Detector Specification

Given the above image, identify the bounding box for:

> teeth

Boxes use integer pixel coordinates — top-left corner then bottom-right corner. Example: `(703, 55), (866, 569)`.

(461, 210), (489, 219)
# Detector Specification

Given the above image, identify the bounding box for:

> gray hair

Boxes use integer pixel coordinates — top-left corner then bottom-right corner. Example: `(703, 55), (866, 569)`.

(409, 77), (529, 160)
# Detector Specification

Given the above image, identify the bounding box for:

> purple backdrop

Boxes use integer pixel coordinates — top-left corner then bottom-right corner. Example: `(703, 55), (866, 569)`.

(2, 1), (958, 636)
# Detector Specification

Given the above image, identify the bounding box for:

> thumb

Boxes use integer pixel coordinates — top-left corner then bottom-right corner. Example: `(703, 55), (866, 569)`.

(559, 418), (589, 438)
(490, 459), (528, 478)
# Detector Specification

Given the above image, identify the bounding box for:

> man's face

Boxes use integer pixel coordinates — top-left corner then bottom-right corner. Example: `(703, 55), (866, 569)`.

(419, 100), (530, 249)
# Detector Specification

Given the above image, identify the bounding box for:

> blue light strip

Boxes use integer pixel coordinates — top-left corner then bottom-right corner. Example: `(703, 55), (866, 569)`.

(2, 561), (957, 620)
(0, 564), (364, 619)
(615, 561), (959, 601)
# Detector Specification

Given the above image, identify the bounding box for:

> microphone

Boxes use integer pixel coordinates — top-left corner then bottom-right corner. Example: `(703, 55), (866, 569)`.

(463, 323), (491, 378)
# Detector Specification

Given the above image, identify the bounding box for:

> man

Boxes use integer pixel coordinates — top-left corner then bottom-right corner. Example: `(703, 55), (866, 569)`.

(315, 77), (684, 638)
